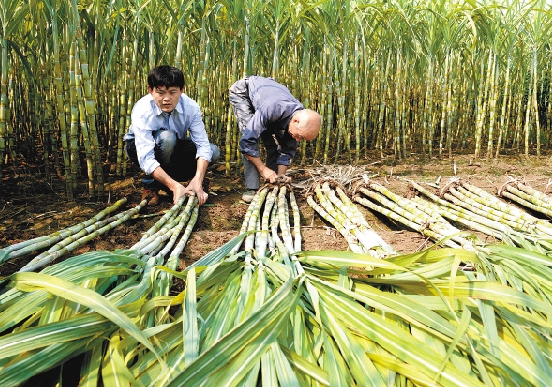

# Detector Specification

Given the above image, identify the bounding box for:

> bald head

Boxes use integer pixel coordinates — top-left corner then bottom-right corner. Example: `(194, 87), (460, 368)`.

(291, 109), (321, 141)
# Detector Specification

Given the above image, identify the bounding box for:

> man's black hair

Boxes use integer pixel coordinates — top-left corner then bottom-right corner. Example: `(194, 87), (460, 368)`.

(147, 66), (185, 89)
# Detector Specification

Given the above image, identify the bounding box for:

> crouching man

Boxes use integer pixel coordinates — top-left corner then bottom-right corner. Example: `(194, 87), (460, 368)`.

(125, 66), (219, 206)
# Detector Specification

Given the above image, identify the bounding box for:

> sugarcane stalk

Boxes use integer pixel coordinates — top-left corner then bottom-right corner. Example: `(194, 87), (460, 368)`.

(231, 186), (268, 254)
(358, 187), (475, 249)
(508, 182), (552, 208)
(136, 199), (197, 256)
(289, 189), (302, 253)
(354, 196), (462, 249)
(153, 197), (200, 326)
(18, 200), (147, 272)
(411, 183), (516, 236)
(131, 196), (186, 250)
(460, 183), (540, 225)
(244, 187), (269, 257)
(269, 199), (281, 252)
(324, 183), (393, 254)
(500, 189), (552, 218)
(411, 196), (506, 241)
(306, 195), (364, 254)
(445, 188), (523, 226)
(258, 187), (278, 258)
(277, 186), (295, 254)
(1, 198), (128, 262)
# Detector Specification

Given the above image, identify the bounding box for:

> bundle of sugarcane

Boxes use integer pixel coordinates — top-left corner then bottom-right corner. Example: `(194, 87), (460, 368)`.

(409, 180), (519, 241)
(233, 183), (302, 260)
(354, 180), (476, 250)
(498, 178), (552, 218)
(0, 198), (128, 265)
(307, 181), (394, 257)
(129, 195), (197, 256)
(438, 179), (552, 237)
(16, 200), (148, 273)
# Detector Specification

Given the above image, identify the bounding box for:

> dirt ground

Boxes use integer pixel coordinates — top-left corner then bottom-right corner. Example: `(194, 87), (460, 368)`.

(2, 151), (552, 277)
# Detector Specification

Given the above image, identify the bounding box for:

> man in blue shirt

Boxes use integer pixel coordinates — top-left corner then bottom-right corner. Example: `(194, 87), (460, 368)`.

(229, 76), (321, 203)
(124, 66), (219, 206)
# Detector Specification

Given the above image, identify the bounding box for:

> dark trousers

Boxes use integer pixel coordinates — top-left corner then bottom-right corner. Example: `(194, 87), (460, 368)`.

(125, 136), (205, 191)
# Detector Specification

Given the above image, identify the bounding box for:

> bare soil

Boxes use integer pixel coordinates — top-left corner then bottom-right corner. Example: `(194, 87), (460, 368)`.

(2, 152), (552, 277)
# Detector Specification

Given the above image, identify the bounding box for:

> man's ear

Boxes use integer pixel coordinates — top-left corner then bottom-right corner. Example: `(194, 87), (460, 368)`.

(148, 86), (154, 94)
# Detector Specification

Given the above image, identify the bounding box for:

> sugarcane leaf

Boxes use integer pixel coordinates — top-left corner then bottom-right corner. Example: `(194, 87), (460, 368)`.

(184, 267), (199, 367)
(0, 338), (105, 387)
(271, 342), (300, 387)
(331, 279), (459, 340)
(80, 344), (103, 387)
(512, 324), (552, 378)
(191, 232), (250, 267)
(315, 284), (486, 386)
(320, 298), (387, 387)
(0, 313), (113, 358)
(261, 349), (277, 387)
(101, 332), (141, 387)
(322, 330), (355, 386)
(486, 244), (552, 267)
(367, 353), (441, 386)
(166, 277), (301, 386)
(8, 272), (163, 363)
(280, 345), (330, 386)
(295, 250), (405, 271)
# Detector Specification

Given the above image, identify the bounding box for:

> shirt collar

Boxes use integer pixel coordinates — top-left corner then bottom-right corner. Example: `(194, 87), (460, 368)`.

(148, 94), (184, 116)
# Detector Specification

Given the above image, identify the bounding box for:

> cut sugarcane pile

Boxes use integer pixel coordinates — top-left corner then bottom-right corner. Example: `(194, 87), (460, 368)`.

(307, 181), (395, 257)
(409, 178), (552, 250)
(2, 185), (552, 386)
(498, 178), (552, 218)
(354, 180), (477, 250)
(230, 184), (305, 275)
(0, 198), (146, 272)
(437, 179), (552, 237)
(0, 195), (201, 274)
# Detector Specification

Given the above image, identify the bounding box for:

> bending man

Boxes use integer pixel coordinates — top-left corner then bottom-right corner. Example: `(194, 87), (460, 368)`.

(229, 75), (321, 203)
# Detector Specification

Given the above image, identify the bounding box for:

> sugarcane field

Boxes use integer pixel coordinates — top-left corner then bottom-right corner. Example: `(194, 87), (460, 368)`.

(2, 0), (552, 386)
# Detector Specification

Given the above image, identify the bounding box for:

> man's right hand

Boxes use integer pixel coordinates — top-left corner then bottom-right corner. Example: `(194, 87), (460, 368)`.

(171, 183), (189, 205)
(261, 166), (278, 183)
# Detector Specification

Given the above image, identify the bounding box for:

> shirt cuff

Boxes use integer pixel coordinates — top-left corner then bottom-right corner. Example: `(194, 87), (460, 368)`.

(143, 159), (160, 175)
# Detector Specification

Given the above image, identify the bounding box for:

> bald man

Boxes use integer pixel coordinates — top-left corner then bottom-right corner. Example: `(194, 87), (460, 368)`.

(229, 76), (321, 203)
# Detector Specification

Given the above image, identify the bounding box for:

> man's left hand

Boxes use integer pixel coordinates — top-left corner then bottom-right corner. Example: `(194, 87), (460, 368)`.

(186, 177), (208, 205)
(277, 175), (291, 184)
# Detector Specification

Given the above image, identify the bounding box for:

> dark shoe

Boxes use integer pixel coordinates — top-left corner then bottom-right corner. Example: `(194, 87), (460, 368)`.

(141, 188), (160, 205)
(242, 190), (257, 204)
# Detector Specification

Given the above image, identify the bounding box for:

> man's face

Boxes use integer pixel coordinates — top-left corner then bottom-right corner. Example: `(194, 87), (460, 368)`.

(288, 120), (305, 142)
(148, 85), (183, 113)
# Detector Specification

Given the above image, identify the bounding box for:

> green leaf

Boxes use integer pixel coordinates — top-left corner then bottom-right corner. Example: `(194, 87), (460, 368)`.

(8, 272), (163, 365)
(167, 277), (302, 386)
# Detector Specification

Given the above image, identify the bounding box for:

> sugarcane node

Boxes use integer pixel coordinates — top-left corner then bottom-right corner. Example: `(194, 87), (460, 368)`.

(438, 177), (460, 197)
(497, 177), (517, 196)
(404, 185), (418, 199)
(544, 179), (552, 194)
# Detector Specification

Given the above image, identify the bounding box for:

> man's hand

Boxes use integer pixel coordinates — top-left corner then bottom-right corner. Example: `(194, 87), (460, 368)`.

(261, 166), (278, 183)
(276, 175), (291, 184)
(171, 183), (188, 205)
(152, 166), (189, 205)
(186, 176), (208, 206)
